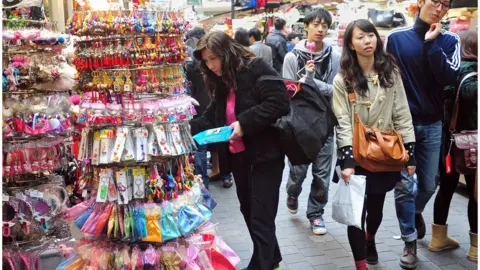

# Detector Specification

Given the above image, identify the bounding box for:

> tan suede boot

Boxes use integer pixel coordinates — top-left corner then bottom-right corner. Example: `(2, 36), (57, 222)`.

(467, 231), (478, 262)
(428, 224), (460, 252)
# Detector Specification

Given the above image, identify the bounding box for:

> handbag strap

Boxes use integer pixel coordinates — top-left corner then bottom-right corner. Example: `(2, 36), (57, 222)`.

(450, 72), (478, 132)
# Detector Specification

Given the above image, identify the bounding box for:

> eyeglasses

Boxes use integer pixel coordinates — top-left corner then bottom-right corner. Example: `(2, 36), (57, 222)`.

(429, 0), (450, 10)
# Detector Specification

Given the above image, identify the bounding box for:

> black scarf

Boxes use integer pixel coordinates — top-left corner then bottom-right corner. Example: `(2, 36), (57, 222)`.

(293, 41), (332, 83)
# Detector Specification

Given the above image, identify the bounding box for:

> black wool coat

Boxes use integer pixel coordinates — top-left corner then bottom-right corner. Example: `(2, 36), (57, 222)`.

(190, 58), (290, 174)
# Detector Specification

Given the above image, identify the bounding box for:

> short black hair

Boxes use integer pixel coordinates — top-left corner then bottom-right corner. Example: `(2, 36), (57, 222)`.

(186, 27), (206, 40)
(304, 8), (332, 28)
(248, 28), (262, 41)
(287, 33), (299, 41)
(234, 28), (251, 47)
(274, 18), (286, 30)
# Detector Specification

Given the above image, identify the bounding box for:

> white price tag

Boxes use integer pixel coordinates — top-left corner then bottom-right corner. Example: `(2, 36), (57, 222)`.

(2, 195), (9, 202)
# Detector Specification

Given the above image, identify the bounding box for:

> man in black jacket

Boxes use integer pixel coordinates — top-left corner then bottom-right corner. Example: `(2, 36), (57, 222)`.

(266, 18), (289, 74)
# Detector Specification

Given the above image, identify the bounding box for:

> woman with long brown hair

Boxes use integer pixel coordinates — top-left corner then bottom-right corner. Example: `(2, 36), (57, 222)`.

(332, 20), (416, 270)
(431, 30), (478, 262)
(190, 31), (290, 270)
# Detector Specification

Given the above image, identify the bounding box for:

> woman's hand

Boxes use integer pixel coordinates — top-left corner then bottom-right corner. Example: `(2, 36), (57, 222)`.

(342, 168), (355, 183)
(228, 121), (244, 141)
(406, 166), (416, 176)
(305, 60), (315, 73)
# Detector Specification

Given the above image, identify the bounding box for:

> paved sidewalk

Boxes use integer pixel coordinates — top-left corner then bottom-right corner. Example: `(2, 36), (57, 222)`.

(209, 164), (477, 270)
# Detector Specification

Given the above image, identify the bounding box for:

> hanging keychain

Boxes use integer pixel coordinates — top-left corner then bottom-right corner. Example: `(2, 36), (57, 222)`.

(153, 124), (172, 156)
(446, 137), (453, 174)
(134, 127), (148, 162)
(147, 127), (159, 156)
(111, 127), (128, 163)
(97, 169), (111, 203)
(170, 124), (185, 155)
(91, 130), (101, 165)
(122, 127), (135, 162)
(115, 170), (129, 205)
(132, 167), (146, 199)
(124, 71), (133, 92)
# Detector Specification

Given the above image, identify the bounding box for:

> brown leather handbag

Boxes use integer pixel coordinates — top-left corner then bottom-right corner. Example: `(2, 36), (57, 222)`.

(449, 72), (478, 175)
(347, 89), (409, 172)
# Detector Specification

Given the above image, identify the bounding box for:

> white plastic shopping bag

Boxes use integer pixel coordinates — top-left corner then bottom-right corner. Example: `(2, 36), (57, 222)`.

(332, 175), (366, 229)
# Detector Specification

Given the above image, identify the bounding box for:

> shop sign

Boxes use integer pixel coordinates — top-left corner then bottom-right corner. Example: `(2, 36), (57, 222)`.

(2, 0), (42, 8)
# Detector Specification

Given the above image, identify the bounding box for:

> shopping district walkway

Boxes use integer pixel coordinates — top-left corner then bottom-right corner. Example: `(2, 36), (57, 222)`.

(208, 163), (478, 270)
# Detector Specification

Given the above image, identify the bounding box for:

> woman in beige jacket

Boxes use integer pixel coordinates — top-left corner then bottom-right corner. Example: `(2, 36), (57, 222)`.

(332, 19), (416, 270)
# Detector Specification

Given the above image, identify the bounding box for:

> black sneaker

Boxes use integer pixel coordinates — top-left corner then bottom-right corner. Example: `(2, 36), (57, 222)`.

(223, 178), (233, 188)
(415, 213), (426, 240)
(286, 196), (298, 214)
(366, 239), (378, 265)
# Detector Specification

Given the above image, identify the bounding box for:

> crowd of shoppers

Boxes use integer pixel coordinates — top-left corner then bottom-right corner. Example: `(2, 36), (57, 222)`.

(187, 2), (477, 269)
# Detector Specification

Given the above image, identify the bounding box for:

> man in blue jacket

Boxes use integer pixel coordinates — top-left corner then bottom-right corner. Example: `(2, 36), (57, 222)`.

(386, 0), (460, 268)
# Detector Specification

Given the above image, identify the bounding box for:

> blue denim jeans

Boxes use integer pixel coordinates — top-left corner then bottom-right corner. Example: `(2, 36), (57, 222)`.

(394, 121), (442, 241)
(287, 135), (334, 219)
(194, 145), (209, 188)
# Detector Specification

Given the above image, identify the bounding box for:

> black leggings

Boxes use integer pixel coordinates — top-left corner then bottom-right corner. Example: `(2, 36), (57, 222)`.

(348, 193), (387, 262)
(434, 171), (477, 233)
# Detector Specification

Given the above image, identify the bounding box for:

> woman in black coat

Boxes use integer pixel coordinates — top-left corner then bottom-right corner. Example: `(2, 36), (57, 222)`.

(190, 31), (290, 270)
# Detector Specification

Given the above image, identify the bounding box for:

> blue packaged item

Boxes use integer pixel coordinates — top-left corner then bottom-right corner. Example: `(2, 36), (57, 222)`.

(193, 126), (233, 145)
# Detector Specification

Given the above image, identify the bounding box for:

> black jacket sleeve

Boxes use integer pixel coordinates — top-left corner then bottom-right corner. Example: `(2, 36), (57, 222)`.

(237, 59), (290, 135)
(189, 99), (216, 135)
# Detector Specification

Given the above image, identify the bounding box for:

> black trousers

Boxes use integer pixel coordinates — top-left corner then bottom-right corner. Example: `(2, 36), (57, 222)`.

(230, 152), (285, 270)
(435, 129), (478, 233)
(348, 193), (387, 262)
(434, 171), (477, 233)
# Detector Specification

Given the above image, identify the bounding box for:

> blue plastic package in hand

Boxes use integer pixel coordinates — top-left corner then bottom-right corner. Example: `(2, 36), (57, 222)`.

(193, 126), (233, 145)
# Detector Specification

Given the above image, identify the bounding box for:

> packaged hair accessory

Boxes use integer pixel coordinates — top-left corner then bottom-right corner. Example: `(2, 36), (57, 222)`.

(193, 127), (233, 145)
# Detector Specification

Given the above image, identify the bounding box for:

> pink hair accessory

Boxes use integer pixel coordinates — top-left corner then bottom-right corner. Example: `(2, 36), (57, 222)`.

(70, 94), (81, 105)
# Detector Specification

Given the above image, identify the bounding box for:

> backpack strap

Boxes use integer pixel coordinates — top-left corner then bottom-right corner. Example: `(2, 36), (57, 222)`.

(346, 86), (357, 104)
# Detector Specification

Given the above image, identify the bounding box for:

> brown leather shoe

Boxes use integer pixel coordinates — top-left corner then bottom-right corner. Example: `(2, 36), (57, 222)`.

(400, 240), (417, 269)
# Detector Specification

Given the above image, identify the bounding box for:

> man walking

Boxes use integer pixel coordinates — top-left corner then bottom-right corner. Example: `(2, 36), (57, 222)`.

(282, 8), (340, 235)
(266, 18), (289, 74)
(249, 28), (273, 66)
(386, 0), (460, 268)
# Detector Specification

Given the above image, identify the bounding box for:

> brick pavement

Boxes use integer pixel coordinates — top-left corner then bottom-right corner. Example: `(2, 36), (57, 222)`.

(208, 163), (478, 270)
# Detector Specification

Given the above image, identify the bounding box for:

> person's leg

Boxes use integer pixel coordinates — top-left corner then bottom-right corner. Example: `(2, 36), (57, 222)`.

(365, 193), (387, 235)
(307, 135), (334, 234)
(365, 193), (387, 265)
(394, 169), (417, 241)
(348, 194), (367, 270)
(194, 145), (209, 188)
(209, 151), (220, 177)
(465, 174), (478, 261)
(249, 158), (285, 270)
(286, 161), (309, 214)
(230, 153), (253, 235)
(433, 167), (460, 224)
(465, 175), (478, 234)
(429, 165), (460, 251)
(414, 122), (443, 238)
(395, 169), (418, 269)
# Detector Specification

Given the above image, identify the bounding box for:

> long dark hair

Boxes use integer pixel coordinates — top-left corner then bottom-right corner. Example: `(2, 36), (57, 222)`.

(458, 30), (477, 61)
(193, 31), (255, 96)
(340, 19), (398, 96)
